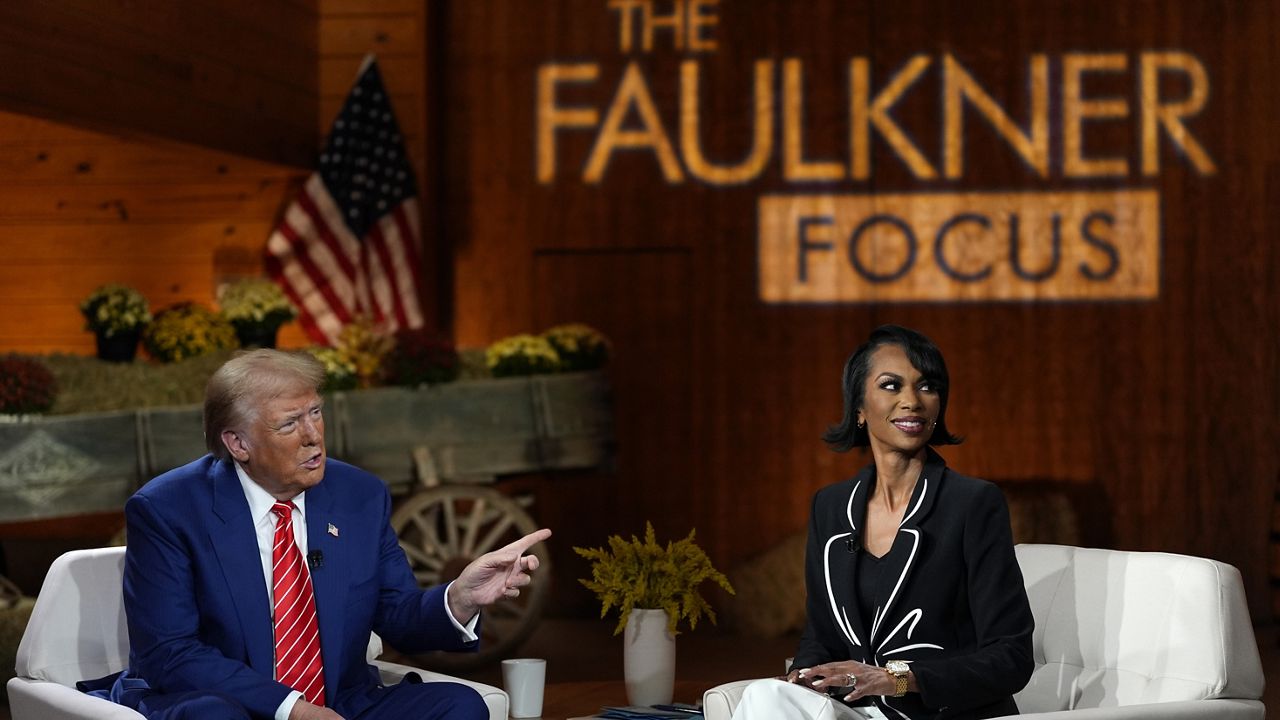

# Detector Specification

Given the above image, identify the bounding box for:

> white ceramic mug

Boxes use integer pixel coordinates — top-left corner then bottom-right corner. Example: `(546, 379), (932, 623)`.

(501, 658), (547, 718)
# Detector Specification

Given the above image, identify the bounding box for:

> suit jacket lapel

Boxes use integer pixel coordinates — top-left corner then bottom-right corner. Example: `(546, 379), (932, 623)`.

(868, 449), (947, 655)
(845, 471), (873, 653)
(822, 470), (872, 653)
(208, 459), (275, 674)
(304, 475), (349, 696)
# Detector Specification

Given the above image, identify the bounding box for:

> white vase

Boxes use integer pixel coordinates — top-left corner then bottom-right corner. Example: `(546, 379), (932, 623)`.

(623, 607), (676, 706)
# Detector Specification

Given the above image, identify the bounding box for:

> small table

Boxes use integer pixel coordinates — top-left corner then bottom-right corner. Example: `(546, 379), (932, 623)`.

(538, 680), (710, 720)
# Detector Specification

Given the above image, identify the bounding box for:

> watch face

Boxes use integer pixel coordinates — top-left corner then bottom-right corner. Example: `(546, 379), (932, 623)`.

(886, 660), (910, 675)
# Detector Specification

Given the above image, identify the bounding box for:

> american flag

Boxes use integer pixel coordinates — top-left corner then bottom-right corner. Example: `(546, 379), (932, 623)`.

(266, 56), (426, 345)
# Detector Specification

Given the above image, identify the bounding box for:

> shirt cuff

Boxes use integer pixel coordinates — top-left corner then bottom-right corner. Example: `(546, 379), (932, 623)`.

(443, 580), (480, 642)
(275, 690), (303, 720)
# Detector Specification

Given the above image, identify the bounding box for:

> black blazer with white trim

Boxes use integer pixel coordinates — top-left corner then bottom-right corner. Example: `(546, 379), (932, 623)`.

(793, 448), (1034, 720)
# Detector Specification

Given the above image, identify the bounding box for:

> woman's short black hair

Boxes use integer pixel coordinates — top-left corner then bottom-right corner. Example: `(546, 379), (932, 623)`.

(822, 324), (963, 452)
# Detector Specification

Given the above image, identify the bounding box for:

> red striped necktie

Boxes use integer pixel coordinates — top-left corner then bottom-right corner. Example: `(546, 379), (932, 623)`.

(271, 501), (326, 706)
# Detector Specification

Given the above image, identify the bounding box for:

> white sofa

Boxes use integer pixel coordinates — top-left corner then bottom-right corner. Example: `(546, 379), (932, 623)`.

(703, 544), (1265, 719)
(7, 546), (509, 720)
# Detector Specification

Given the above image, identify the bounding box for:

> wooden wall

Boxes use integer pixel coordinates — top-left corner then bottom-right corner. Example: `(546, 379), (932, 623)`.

(0, 0), (1277, 627)
(0, 112), (305, 355)
(435, 0), (1280, 619)
(0, 0), (433, 355)
(0, 0), (318, 168)
(318, 0), (435, 325)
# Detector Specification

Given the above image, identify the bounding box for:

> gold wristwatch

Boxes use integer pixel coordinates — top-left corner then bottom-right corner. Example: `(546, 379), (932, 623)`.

(885, 660), (910, 697)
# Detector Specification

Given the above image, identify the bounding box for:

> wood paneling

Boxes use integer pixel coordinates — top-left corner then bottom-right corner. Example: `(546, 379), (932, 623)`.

(436, 0), (1280, 621)
(319, 15), (423, 57)
(0, 0), (436, 355)
(0, 110), (305, 355)
(0, 0), (318, 167)
(1, 0), (1275, 630)
(528, 249), (696, 613)
(319, 0), (433, 327)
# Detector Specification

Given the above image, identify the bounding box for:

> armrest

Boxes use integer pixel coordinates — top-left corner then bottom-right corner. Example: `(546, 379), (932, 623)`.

(702, 678), (764, 720)
(708, 681), (1265, 720)
(992, 698), (1265, 720)
(370, 659), (508, 720)
(7, 677), (147, 720)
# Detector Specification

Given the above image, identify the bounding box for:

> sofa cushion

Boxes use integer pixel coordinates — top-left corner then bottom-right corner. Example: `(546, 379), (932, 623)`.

(1014, 544), (1264, 713)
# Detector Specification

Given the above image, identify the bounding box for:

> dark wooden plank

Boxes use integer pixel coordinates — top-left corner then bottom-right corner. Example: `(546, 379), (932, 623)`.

(0, 0), (317, 166)
(434, 0), (1280, 622)
(319, 14), (422, 57)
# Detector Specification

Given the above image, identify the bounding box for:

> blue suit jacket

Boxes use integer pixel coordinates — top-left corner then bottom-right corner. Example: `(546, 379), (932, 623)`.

(113, 455), (476, 718)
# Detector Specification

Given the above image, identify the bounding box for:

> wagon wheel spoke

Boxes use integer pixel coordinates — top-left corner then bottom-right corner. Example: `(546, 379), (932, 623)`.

(441, 496), (461, 556)
(408, 511), (446, 559)
(413, 569), (441, 585)
(458, 497), (487, 558)
(401, 542), (444, 571)
(470, 514), (517, 557)
(389, 486), (550, 671)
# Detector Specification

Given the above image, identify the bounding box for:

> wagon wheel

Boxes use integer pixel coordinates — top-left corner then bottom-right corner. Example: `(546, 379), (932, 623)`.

(389, 485), (550, 671)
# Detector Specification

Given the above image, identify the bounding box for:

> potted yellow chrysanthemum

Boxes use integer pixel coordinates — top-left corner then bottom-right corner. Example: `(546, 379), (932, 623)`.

(217, 278), (298, 349)
(79, 284), (152, 362)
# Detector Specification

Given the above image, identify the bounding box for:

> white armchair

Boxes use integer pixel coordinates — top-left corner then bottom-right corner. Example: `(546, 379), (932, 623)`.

(7, 547), (509, 720)
(703, 544), (1265, 720)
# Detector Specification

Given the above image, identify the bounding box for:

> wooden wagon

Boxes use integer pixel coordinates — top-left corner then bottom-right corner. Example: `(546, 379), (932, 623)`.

(0, 370), (614, 670)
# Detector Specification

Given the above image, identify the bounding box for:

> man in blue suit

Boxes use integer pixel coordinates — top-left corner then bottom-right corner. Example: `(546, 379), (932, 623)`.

(110, 349), (551, 720)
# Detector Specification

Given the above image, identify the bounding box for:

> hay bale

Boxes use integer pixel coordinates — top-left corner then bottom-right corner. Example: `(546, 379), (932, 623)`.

(0, 596), (35, 702)
(724, 532), (807, 638)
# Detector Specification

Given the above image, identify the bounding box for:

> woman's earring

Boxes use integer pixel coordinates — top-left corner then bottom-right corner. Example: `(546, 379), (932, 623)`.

(857, 419), (866, 429)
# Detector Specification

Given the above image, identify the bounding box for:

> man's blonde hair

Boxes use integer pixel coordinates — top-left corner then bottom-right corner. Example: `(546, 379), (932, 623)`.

(203, 349), (325, 460)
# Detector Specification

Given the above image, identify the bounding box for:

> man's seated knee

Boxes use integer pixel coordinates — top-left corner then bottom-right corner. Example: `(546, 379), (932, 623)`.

(364, 680), (489, 720)
(431, 682), (488, 720)
(143, 691), (251, 720)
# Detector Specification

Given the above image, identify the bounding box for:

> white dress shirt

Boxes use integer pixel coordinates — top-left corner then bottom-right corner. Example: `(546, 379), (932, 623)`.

(234, 463), (478, 720)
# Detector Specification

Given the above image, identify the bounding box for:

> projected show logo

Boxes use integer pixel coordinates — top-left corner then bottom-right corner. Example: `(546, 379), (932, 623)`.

(535, 1), (1214, 302)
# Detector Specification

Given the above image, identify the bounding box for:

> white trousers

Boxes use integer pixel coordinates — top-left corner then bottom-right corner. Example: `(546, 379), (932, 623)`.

(729, 679), (889, 720)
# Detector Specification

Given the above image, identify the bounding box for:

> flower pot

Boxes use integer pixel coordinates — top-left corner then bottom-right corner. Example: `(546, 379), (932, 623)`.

(234, 323), (279, 349)
(623, 608), (675, 706)
(95, 330), (140, 363)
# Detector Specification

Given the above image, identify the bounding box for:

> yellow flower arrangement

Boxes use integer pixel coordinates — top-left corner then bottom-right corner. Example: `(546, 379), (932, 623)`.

(335, 317), (394, 387)
(485, 334), (561, 377)
(542, 323), (610, 371)
(142, 303), (238, 363)
(79, 284), (151, 338)
(575, 522), (735, 636)
(307, 346), (358, 392)
(217, 278), (297, 328)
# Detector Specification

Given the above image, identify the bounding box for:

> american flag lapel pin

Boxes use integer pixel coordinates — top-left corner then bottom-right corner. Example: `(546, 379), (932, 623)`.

(327, 523), (339, 538)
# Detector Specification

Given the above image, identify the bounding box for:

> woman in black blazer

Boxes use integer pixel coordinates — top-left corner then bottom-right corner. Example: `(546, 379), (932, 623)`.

(733, 325), (1034, 720)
